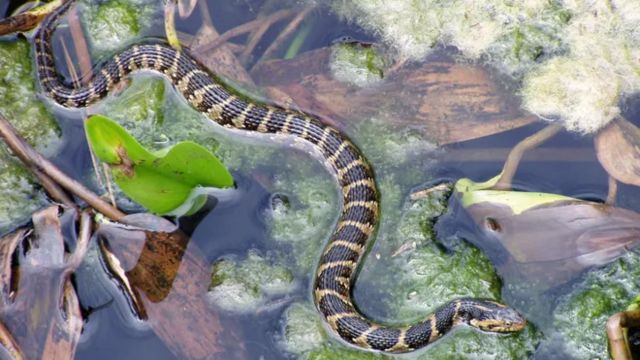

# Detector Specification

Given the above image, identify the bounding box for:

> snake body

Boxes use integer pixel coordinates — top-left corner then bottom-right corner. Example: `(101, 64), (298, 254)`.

(32, 0), (525, 353)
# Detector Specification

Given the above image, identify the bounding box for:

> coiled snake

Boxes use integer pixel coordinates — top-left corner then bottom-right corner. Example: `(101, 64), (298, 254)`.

(29, 0), (526, 353)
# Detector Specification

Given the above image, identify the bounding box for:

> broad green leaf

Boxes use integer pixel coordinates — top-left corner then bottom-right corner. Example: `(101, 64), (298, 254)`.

(85, 115), (233, 214)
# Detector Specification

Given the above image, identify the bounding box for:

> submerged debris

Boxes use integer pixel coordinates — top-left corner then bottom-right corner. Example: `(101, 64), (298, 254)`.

(331, 0), (640, 133)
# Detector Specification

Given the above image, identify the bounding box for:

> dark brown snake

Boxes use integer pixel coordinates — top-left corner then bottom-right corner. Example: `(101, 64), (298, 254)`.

(25, 0), (526, 353)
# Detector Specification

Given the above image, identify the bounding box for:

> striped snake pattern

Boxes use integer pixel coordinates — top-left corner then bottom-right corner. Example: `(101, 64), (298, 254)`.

(30, 0), (526, 353)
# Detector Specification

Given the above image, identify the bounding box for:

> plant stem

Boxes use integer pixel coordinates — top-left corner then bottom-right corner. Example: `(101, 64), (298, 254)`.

(0, 114), (125, 221)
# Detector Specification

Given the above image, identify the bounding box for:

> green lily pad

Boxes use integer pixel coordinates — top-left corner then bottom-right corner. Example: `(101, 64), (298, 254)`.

(85, 114), (233, 214)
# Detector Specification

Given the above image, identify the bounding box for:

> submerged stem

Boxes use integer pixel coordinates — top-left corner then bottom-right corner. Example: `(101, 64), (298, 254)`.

(0, 114), (125, 221)
(493, 124), (562, 190)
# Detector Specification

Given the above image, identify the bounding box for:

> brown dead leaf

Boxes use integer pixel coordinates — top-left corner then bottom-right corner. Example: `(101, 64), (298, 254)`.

(0, 206), (86, 360)
(252, 48), (536, 144)
(98, 214), (244, 360)
(595, 116), (640, 186)
(464, 199), (640, 288)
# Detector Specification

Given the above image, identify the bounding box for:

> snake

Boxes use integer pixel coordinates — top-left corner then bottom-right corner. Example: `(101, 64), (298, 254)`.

(28, 0), (526, 353)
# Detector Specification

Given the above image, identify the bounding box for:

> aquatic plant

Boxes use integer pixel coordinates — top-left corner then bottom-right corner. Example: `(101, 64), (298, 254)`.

(0, 40), (61, 231)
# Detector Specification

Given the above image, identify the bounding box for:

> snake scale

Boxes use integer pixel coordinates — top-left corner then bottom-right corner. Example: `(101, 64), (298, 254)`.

(30, 0), (526, 353)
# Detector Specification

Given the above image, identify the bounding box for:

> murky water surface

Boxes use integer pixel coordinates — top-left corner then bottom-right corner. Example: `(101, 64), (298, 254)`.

(1, 0), (640, 359)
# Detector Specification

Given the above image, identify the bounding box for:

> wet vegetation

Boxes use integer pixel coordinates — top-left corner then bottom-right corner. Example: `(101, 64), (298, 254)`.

(0, 0), (639, 359)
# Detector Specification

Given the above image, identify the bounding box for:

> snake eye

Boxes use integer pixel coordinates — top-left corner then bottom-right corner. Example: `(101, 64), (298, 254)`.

(484, 217), (501, 232)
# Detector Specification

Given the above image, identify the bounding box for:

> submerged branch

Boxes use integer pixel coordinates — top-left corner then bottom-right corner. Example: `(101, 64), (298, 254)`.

(68, 5), (93, 83)
(239, 10), (295, 65)
(0, 114), (125, 221)
(195, 11), (289, 55)
(492, 124), (562, 190)
(252, 7), (313, 71)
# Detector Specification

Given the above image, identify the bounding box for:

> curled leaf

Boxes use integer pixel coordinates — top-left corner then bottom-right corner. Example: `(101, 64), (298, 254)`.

(595, 116), (640, 186)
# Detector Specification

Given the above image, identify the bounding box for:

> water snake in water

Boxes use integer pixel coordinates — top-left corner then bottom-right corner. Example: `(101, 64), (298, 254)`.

(28, 0), (526, 353)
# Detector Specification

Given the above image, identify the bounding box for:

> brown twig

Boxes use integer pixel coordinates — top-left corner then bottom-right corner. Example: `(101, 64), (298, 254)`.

(0, 114), (125, 221)
(239, 10), (295, 65)
(60, 39), (80, 87)
(0, 0), (64, 35)
(251, 7), (313, 72)
(194, 13), (277, 56)
(607, 310), (640, 360)
(607, 176), (618, 205)
(492, 124), (563, 190)
(31, 168), (76, 209)
(67, 5), (92, 84)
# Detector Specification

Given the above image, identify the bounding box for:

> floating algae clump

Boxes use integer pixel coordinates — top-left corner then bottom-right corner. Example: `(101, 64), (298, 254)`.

(552, 251), (640, 359)
(0, 40), (61, 231)
(332, 0), (640, 133)
(81, 0), (160, 58)
(330, 43), (385, 87)
(207, 250), (296, 313)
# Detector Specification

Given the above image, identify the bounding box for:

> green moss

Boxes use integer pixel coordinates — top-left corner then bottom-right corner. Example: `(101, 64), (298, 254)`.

(330, 43), (385, 87)
(0, 40), (60, 152)
(267, 162), (338, 274)
(207, 250), (296, 313)
(81, 0), (159, 58)
(0, 39), (61, 231)
(553, 252), (640, 358)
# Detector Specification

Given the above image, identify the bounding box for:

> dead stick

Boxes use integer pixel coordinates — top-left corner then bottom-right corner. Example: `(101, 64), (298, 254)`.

(607, 176), (618, 205)
(239, 10), (294, 64)
(196, 16), (264, 54)
(0, 114), (125, 221)
(492, 124), (562, 190)
(252, 7), (313, 71)
(67, 5), (92, 84)
(32, 168), (76, 209)
(607, 310), (640, 360)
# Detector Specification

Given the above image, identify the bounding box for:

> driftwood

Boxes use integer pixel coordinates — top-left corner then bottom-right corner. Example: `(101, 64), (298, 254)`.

(97, 214), (244, 360)
(252, 48), (537, 144)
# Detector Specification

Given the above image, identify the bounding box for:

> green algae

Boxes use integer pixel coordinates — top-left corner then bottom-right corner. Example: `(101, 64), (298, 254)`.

(208, 249), (296, 313)
(0, 39), (61, 231)
(330, 43), (385, 87)
(552, 252), (640, 359)
(81, 0), (160, 58)
(267, 160), (338, 274)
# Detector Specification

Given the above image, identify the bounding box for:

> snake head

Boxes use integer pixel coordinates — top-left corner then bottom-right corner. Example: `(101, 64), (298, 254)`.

(460, 299), (527, 333)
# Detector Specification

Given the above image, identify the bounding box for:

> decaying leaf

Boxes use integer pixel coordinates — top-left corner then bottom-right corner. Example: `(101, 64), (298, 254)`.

(0, 206), (87, 360)
(97, 214), (244, 359)
(459, 193), (640, 288)
(595, 116), (640, 186)
(252, 48), (537, 144)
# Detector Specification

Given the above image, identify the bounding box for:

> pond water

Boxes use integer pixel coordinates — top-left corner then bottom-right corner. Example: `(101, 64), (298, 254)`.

(1, 0), (640, 359)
